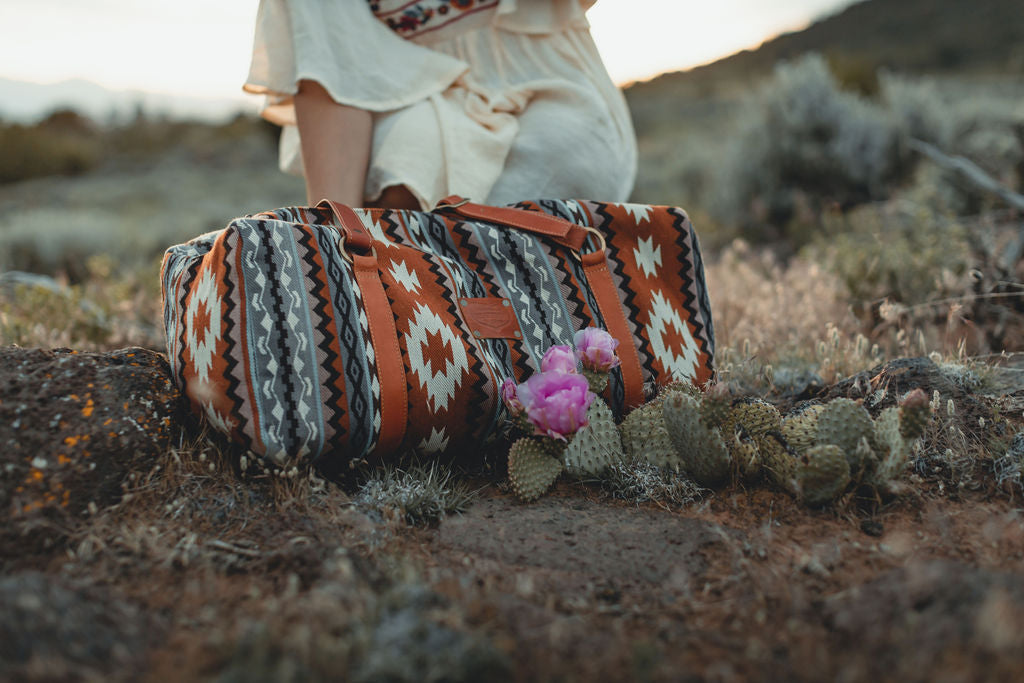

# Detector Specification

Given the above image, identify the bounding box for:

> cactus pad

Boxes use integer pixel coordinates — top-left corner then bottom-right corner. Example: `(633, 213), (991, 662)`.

(760, 430), (798, 493)
(564, 398), (623, 476)
(726, 397), (782, 440)
(663, 392), (732, 486)
(866, 406), (912, 491)
(898, 388), (931, 441)
(508, 438), (564, 502)
(699, 383), (733, 430)
(619, 399), (679, 470)
(796, 444), (851, 506)
(582, 368), (609, 395)
(730, 429), (762, 480)
(781, 403), (825, 455)
(815, 398), (875, 472)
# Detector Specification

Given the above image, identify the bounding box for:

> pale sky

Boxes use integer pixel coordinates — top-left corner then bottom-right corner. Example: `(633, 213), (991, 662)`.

(0, 1), (856, 98)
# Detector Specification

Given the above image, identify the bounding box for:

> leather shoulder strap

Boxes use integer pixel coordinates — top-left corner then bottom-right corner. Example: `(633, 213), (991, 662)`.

(580, 250), (646, 409)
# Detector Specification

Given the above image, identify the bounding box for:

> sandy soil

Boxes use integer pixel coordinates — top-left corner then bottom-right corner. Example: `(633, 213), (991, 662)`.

(5, 461), (1023, 683)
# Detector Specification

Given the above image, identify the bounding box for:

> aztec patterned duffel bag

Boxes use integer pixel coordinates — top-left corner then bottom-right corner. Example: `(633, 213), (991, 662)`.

(161, 197), (715, 474)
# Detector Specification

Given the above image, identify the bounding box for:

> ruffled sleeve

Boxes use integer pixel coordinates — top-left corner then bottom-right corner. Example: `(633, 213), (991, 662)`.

(243, 0), (469, 126)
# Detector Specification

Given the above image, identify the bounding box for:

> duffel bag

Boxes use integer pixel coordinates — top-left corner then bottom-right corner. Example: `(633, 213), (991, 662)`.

(161, 196), (715, 473)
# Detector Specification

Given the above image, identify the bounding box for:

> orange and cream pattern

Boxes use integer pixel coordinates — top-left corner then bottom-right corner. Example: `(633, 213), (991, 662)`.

(161, 199), (715, 472)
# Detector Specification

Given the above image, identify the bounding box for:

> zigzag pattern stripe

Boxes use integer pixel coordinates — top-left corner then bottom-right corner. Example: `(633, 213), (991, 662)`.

(669, 209), (714, 363)
(307, 225), (348, 447)
(218, 230), (251, 451)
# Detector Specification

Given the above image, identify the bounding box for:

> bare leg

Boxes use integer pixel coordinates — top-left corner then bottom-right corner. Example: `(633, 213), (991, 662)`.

(293, 79), (372, 206)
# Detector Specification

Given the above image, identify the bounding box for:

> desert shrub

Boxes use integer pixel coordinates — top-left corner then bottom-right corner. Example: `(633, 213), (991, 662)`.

(0, 207), (171, 280)
(808, 202), (972, 306)
(881, 74), (1024, 213)
(713, 54), (901, 240)
(0, 110), (103, 184)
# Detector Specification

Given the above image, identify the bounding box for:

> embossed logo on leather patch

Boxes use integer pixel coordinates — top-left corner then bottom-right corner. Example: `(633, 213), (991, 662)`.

(457, 297), (521, 340)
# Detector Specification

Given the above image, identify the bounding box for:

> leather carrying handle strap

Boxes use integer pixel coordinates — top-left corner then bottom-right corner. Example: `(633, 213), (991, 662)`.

(316, 199), (408, 456)
(436, 195), (588, 252)
(581, 250), (646, 410)
(319, 199), (373, 253)
(353, 252), (408, 457)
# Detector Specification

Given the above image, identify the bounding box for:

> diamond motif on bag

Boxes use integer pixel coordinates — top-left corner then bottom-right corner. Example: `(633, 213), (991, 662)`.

(388, 259), (421, 293)
(633, 236), (662, 278)
(185, 268), (221, 385)
(407, 303), (470, 413)
(616, 202), (654, 224)
(647, 290), (700, 381)
(418, 426), (450, 455)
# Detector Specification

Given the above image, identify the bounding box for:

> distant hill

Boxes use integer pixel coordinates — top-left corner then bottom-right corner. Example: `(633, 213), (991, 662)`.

(628, 0), (1023, 98)
(0, 78), (254, 125)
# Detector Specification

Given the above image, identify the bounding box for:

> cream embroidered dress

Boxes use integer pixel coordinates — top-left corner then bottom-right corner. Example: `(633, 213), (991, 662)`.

(244, 0), (637, 208)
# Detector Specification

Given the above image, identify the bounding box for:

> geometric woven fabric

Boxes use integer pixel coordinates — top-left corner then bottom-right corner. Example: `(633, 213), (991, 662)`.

(161, 199), (715, 471)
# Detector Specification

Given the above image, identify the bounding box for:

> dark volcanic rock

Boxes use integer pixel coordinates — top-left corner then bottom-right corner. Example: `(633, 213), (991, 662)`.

(0, 572), (155, 681)
(816, 357), (955, 410)
(1, 347), (183, 542)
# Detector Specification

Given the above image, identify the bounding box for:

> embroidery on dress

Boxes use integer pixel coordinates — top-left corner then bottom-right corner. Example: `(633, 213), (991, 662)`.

(368, 0), (499, 37)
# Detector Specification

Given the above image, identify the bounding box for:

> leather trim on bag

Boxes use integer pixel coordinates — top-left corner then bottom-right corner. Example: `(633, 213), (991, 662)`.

(353, 252), (408, 457)
(321, 199), (373, 254)
(581, 250), (645, 409)
(437, 196), (588, 252)
(457, 297), (521, 340)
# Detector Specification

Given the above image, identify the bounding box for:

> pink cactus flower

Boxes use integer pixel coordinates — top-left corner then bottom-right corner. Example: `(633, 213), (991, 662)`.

(516, 371), (595, 441)
(540, 344), (578, 374)
(573, 327), (620, 372)
(500, 377), (524, 413)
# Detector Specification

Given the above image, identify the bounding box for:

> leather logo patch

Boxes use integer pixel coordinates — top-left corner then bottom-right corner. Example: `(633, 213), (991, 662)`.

(457, 297), (521, 340)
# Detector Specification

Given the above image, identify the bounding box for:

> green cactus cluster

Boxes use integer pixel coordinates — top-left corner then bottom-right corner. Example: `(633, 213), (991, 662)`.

(507, 383), (932, 506)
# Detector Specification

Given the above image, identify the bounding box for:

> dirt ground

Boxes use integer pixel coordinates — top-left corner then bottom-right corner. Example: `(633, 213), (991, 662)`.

(4, 455), (1024, 683)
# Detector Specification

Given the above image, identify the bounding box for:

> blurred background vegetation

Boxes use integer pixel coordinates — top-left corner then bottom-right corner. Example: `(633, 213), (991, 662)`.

(0, 0), (1021, 377)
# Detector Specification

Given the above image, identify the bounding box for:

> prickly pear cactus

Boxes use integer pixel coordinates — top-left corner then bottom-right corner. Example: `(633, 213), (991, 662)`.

(759, 430), (797, 492)
(699, 383), (733, 431)
(796, 444), (851, 506)
(662, 392), (732, 486)
(582, 368), (609, 395)
(619, 397), (679, 471)
(863, 390), (930, 495)
(730, 429), (762, 481)
(781, 403), (825, 455)
(508, 438), (564, 502)
(898, 388), (932, 441)
(725, 397), (781, 441)
(815, 398), (875, 474)
(864, 406), (908, 492)
(564, 399), (623, 476)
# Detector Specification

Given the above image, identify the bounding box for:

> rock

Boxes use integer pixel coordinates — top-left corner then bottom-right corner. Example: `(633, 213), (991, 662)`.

(0, 572), (154, 681)
(0, 347), (183, 548)
(814, 357), (953, 412)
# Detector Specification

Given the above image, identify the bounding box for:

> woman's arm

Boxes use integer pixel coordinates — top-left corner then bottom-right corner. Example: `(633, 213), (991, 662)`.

(293, 79), (373, 206)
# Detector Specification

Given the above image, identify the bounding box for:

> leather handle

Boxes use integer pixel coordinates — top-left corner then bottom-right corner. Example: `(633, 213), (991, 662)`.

(581, 250), (646, 410)
(315, 200), (408, 457)
(436, 196), (589, 252)
(317, 199), (373, 254)
(352, 252), (408, 457)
